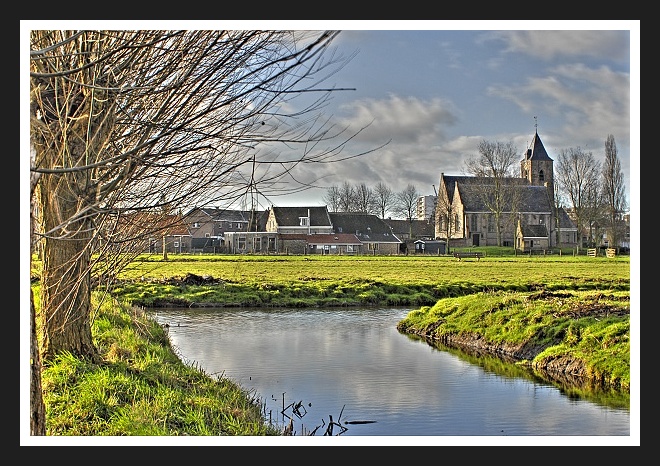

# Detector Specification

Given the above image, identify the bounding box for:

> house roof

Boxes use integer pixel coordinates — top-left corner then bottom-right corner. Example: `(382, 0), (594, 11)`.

(271, 206), (332, 227)
(557, 207), (577, 230)
(520, 223), (549, 238)
(189, 207), (256, 223)
(119, 211), (191, 236)
(329, 212), (401, 243)
(384, 218), (435, 238)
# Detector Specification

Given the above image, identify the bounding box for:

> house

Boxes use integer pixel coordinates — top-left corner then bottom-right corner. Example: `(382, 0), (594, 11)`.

(516, 222), (550, 251)
(223, 231), (279, 254)
(266, 206), (333, 235)
(280, 233), (362, 255)
(329, 212), (402, 255)
(114, 211), (192, 254)
(184, 207), (268, 252)
(435, 130), (577, 250)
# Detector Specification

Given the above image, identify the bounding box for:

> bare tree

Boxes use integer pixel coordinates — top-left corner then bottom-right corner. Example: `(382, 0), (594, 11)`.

(602, 134), (628, 251)
(373, 182), (395, 219)
(555, 146), (601, 251)
(354, 182), (377, 214)
(395, 184), (419, 238)
(434, 187), (456, 254)
(464, 140), (520, 246)
(338, 181), (356, 212)
(323, 185), (341, 212)
(29, 30), (383, 433)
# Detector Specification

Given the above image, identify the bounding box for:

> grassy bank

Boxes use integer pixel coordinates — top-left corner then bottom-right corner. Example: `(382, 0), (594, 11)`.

(40, 294), (281, 436)
(109, 253), (630, 309)
(397, 289), (630, 395)
(33, 252), (632, 436)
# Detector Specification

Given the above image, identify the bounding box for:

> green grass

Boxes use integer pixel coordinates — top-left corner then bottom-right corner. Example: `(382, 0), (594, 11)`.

(33, 252), (632, 435)
(41, 295), (281, 436)
(105, 253), (629, 308)
(397, 289), (630, 393)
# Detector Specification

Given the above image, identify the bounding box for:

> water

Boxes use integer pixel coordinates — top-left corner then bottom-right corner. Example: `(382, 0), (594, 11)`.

(150, 306), (632, 444)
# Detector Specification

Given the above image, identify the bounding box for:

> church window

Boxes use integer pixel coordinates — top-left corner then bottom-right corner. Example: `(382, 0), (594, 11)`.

(539, 170), (545, 182)
(488, 215), (495, 233)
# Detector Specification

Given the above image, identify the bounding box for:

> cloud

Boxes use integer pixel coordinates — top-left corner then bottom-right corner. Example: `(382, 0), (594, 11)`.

(337, 94), (458, 146)
(487, 62), (630, 150)
(489, 30), (630, 63)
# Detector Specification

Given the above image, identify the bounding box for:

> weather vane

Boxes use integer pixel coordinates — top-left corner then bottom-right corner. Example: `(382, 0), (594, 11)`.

(534, 115), (538, 131)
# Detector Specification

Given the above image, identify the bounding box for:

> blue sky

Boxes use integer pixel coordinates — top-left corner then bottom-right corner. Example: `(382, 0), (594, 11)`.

(254, 22), (637, 212)
(23, 21), (638, 213)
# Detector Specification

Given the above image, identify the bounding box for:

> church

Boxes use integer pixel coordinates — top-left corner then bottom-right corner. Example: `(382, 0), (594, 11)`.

(434, 130), (578, 251)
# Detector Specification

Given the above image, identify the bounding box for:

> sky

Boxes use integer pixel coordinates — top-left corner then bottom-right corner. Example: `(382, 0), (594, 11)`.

(22, 21), (639, 214)
(252, 22), (638, 212)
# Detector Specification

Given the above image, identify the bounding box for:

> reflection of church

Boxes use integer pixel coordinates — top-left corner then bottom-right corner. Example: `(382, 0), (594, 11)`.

(434, 130), (577, 250)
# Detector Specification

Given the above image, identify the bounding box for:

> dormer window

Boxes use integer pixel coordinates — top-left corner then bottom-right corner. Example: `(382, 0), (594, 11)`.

(300, 217), (308, 226)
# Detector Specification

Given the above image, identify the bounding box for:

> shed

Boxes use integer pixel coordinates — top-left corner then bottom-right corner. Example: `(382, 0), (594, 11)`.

(413, 239), (446, 255)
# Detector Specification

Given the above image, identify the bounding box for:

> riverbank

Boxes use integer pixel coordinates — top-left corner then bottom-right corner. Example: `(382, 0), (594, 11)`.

(396, 289), (630, 394)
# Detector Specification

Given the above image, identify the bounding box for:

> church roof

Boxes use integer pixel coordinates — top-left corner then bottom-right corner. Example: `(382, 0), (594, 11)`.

(523, 130), (553, 161)
(457, 181), (553, 213)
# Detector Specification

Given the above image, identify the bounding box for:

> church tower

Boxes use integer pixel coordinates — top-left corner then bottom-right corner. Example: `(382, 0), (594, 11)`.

(520, 126), (554, 195)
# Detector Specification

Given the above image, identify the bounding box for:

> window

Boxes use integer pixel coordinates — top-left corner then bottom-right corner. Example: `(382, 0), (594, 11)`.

(253, 237), (261, 252)
(268, 237), (276, 251)
(300, 217), (308, 226)
(238, 237), (246, 250)
(539, 170), (545, 182)
(192, 222), (200, 228)
(205, 233), (210, 238)
(346, 245), (354, 253)
(488, 215), (495, 233)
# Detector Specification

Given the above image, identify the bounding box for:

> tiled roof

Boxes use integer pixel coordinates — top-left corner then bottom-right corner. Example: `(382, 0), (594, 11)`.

(383, 218), (435, 237)
(272, 206), (332, 227)
(329, 212), (401, 243)
(521, 223), (549, 238)
(457, 181), (552, 213)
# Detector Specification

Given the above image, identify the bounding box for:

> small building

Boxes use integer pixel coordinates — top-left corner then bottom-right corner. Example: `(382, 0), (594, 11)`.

(413, 239), (446, 255)
(516, 221), (550, 252)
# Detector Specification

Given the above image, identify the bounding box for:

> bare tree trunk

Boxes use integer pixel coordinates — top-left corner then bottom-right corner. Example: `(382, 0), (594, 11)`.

(30, 287), (46, 435)
(39, 171), (96, 362)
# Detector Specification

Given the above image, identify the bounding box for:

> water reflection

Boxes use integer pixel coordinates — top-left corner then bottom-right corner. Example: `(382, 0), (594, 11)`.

(151, 306), (630, 437)
(407, 334), (630, 410)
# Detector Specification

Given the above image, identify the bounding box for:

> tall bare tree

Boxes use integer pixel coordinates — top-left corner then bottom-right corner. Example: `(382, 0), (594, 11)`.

(354, 182), (377, 214)
(373, 181), (395, 219)
(323, 185), (341, 212)
(464, 140), (520, 246)
(555, 146), (601, 250)
(434, 187), (456, 254)
(602, 134), (628, 251)
(394, 184), (419, 238)
(338, 180), (356, 212)
(29, 30), (382, 434)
